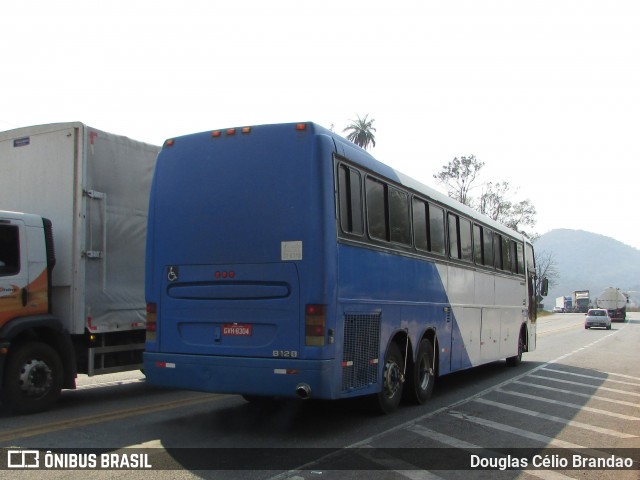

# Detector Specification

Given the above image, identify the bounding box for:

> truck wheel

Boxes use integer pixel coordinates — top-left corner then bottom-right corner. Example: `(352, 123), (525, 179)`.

(2, 342), (63, 414)
(403, 338), (435, 405)
(373, 342), (404, 414)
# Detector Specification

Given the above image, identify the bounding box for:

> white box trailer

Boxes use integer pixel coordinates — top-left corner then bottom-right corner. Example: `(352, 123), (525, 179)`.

(0, 122), (159, 413)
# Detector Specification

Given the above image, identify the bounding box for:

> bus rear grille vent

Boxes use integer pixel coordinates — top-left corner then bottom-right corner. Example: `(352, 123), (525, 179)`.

(342, 313), (381, 392)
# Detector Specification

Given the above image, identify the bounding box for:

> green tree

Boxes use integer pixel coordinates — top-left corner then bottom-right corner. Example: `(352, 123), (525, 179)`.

(433, 156), (537, 235)
(432, 155), (484, 206)
(477, 181), (537, 234)
(343, 114), (377, 150)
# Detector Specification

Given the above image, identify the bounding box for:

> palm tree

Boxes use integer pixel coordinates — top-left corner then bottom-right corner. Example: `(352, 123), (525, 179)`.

(343, 114), (376, 150)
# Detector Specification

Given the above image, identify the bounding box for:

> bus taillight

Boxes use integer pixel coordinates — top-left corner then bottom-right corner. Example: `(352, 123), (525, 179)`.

(305, 304), (326, 346)
(146, 303), (157, 341)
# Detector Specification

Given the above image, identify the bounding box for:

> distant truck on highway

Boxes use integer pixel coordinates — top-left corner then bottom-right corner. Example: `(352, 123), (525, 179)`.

(572, 290), (590, 313)
(595, 287), (628, 321)
(0, 123), (159, 413)
(554, 296), (572, 313)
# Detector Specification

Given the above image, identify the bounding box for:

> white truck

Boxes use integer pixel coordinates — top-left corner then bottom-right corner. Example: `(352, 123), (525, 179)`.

(0, 122), (159, 413)
(595, 287), (628, 321)
(572, 290), (590, 313)
(554, 296), (572, 313)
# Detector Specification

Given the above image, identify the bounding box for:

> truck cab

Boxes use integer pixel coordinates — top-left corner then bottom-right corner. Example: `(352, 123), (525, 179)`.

(1, 212), (50, 319)
(0, 211), (76, 413)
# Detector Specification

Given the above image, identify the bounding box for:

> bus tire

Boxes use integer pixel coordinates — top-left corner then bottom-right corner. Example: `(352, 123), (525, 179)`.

(2, 341), (63, 414)
(506, 329), (524, 367)
(374, 342), (404, 414)
(404, 338), (435, 405)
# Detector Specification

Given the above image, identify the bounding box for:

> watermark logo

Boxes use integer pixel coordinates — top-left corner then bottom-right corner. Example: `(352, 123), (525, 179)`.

(7, 450), (40, 469)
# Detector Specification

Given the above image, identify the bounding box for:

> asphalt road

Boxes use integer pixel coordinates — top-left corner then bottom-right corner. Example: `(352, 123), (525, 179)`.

(1, 312), (638, 480)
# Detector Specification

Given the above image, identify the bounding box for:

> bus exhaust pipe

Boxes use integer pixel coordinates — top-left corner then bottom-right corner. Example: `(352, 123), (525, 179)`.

(296, 383), (311, 400)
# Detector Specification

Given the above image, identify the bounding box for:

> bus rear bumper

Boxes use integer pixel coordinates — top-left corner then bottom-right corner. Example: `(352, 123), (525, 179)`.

(143, 352), (340, 400)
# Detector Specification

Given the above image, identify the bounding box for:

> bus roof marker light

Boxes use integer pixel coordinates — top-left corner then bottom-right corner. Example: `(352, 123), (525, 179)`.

(295, 123), (307, 131)
(165, 139), (175, 147)
(241, 127), (251, 134)
(211, 130), (222, 138)
(226, 128), (236, 136)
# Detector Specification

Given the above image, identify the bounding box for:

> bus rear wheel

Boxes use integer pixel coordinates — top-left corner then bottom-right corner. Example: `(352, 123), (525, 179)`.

(373, 342), (404, 414)
(404, 338), (435, 405)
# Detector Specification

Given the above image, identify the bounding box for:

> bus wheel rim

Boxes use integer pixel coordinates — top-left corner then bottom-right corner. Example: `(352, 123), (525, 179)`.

(383, 360), (402, 398)
(418, 356), (431, 390)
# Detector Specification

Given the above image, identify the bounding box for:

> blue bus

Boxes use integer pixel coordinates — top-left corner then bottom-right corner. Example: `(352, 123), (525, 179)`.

(143, 122), (546, 413)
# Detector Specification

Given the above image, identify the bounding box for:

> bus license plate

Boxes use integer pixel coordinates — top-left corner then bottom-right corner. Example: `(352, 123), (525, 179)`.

(222, 324), (252, 336)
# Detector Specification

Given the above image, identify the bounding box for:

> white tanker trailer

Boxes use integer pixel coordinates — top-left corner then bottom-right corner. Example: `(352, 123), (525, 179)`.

(595, 287), (628, 321)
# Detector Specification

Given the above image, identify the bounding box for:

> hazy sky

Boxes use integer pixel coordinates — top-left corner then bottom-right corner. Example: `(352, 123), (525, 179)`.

(3, 1), (639, 249)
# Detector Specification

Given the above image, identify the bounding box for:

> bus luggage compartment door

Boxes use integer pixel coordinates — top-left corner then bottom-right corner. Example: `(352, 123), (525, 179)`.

(159, 263), (300, 358)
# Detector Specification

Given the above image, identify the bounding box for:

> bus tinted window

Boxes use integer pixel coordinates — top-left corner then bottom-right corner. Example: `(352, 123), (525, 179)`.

(473, 224), (482, 264)
(366, 177), (387, 241)
(338, 164), (364, 235)
(526, 242), (535, 272)
(483, 228), (494, 268)
(429, 204), (446, 255)
(413, 198), (428, 251)
(502, 236), (512, 272)
(460, 217), (472, 262)
(517, 242), (525, 274)
(389, 186), (410, 245)
(494, 233), (503, 270)
(448, 213), (459, 259)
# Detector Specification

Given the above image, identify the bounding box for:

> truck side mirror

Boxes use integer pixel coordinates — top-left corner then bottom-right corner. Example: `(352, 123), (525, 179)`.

(541, 278), (549, 297)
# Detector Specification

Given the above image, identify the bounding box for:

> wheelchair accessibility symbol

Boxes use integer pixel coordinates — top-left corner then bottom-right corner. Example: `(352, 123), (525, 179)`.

(167, 266), (179, 282)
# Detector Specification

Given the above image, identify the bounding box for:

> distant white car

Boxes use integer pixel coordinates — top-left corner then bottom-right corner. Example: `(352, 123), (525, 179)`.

(584, 308), (612, 330)
(552, 306), (564, 313)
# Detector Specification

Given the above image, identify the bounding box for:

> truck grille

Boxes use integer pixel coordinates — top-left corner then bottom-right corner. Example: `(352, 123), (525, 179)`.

(341, 313), (381, 392)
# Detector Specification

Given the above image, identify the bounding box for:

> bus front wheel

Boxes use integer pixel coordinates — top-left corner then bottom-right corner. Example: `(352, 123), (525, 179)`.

(374, 342), (404, 414)
(506, 329), (525, 367)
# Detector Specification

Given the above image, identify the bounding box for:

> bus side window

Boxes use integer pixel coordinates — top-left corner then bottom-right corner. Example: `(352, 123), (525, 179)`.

(413, 198), (428, 251)
(338, 164), (364, 235)
(494, 233), (503, 270)
(516, 242), (525, 274)
(448, 213), (459, 259)
(483, 229), (494, 268)
(429, 204), (446, 255)
(366, 177), (388, 241)
(502, 237), (512, 272)
(459, 217), (472, 262)
(473, 224), (483, 264)
(388, 186), (410, 245)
